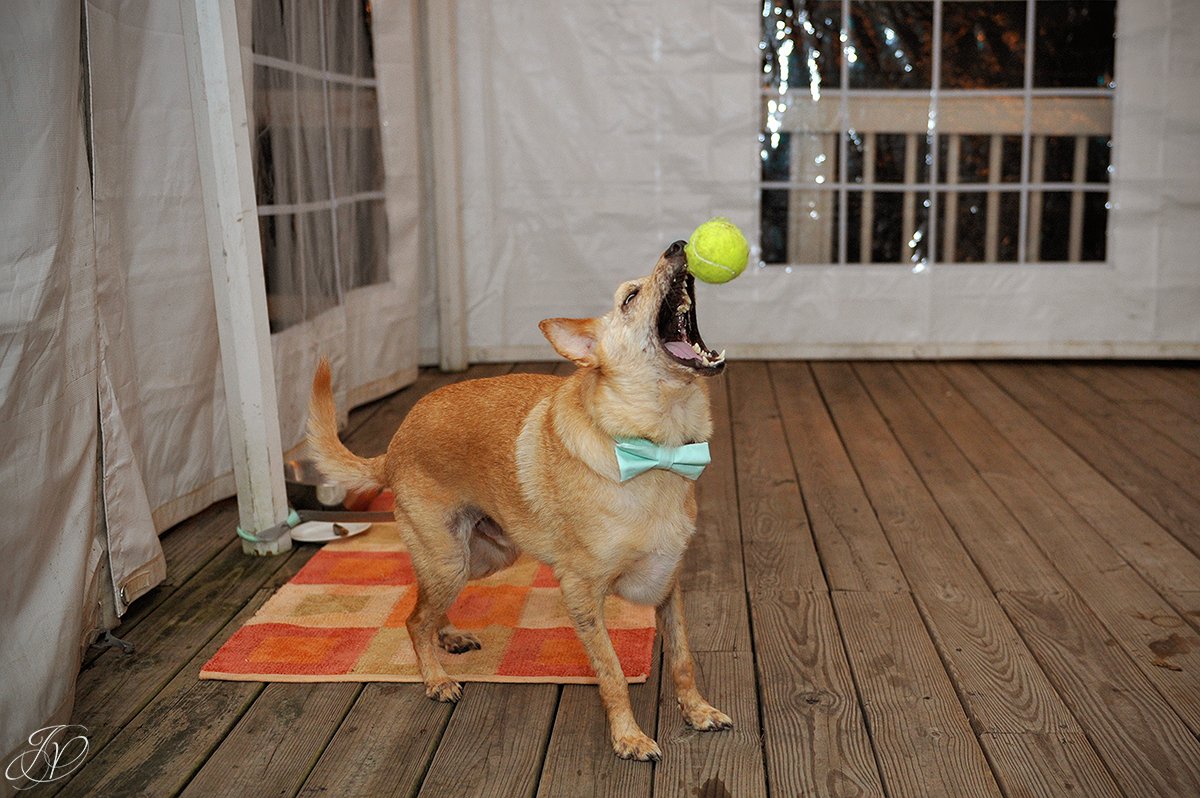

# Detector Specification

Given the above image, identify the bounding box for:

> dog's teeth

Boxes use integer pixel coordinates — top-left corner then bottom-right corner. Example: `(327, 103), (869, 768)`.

(691, 342), (702, 354)
(718, 349), (726, 360)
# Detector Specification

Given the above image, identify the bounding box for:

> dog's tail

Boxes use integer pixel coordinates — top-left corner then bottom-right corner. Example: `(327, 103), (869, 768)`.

(307, 357), (385, 492)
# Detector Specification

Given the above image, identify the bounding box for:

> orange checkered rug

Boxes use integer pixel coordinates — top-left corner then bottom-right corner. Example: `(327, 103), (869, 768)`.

(200, 524), (655, 684)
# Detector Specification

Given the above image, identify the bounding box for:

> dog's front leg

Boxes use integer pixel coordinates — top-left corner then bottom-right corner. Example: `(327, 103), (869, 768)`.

(558, 572), (661, 761)
(658, 579), (733, 732)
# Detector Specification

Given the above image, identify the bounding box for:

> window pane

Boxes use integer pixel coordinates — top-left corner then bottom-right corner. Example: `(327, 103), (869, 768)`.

(763, 1), (843, 95)
(938, 134), (1001, 184)
(1041, 136), (1077, 183)
(338, 200), (389, 291)
(760, 189), (790, 264)
(300, 210), (339, 318)
(1034, 1), (1116, 88)
(1081, 192), (1109, 262)
(848, 190), (929, 264)
(331, 86), (385, 196)
(252, 0), (291, 60)
(848, 2), (934, 89)
(941, 2), (1026, 89)
(261, 214), (302, 332)
(757, 0), (1115, 266)
(1085, 136), (1113, 183)
(325, 0), (376, 77)
(295, 76), (333, 203)
(253, 65), (297, 207)
(761, 132), (792, 182)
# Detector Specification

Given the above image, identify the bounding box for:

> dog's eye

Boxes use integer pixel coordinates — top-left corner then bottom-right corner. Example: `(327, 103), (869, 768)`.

(622, 288), (639, 308)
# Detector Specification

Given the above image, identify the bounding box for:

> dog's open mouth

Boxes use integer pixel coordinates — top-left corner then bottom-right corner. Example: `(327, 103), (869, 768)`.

(657, 270), (725, 372)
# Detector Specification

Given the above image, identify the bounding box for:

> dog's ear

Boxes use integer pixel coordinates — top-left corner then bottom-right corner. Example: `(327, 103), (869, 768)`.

(539, 317), (599, 367)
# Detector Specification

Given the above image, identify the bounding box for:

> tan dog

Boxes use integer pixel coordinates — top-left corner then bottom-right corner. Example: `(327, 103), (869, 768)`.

(307, 240), (731, 760)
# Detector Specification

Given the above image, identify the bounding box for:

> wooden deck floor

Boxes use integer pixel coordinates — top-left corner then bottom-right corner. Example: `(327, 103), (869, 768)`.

(59, 361), (1200, 797)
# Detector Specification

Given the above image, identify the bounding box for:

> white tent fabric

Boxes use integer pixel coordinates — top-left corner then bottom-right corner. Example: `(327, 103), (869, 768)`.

(0, 0), (110, 766)
(451, 0), (1200, 361)
(1, 0), (423, 765)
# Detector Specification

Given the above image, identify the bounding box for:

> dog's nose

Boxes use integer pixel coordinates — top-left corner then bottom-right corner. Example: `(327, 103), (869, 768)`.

(665, 240), (686, 257)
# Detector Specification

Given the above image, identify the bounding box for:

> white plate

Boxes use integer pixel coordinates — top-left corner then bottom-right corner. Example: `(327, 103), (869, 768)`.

(290, 521), (372, 544)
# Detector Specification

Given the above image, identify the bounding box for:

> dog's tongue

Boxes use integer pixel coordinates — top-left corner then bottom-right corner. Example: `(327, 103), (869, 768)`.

(666, 341), (697, 360)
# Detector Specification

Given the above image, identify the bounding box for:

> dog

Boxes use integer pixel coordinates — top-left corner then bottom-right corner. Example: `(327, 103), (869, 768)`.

(306, 240), (731, 760)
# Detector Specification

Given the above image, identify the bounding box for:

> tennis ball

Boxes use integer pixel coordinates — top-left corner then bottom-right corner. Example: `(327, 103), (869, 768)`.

(685, 217), (749, 284)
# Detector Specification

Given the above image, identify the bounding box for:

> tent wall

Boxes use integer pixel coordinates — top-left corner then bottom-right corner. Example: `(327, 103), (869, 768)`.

(0, 0), (106, 768)
(448, 0), (1200, 361)
(1, 0), (424, 764)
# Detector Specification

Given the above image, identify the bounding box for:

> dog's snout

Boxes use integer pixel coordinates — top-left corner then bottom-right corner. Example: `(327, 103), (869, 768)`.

(665, 240), (686, 258)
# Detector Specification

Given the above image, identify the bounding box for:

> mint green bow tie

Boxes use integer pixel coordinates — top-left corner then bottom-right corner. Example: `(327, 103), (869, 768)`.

(614, 437), (711, 482)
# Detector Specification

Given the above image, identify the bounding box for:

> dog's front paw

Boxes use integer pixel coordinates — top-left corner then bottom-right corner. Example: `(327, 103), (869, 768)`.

(681, 701), (733, 732)
(438, 629), (482, 654)
(612, 730), (662, 762)
(425, 678), (463, 703)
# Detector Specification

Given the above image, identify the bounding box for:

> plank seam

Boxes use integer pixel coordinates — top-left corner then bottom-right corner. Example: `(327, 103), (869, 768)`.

(977, 364), (1200, 558)
(724, 371), (772, 795)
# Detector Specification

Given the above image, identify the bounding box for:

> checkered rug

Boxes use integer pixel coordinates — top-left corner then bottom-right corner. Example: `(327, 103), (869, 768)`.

(200, 524), (655, 684)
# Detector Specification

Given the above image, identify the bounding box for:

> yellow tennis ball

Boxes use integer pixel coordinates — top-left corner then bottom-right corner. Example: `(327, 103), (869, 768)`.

(685, 217), (749, 284)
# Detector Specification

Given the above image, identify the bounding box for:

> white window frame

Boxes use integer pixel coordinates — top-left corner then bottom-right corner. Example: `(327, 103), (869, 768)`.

(760, 0), (1117, 269)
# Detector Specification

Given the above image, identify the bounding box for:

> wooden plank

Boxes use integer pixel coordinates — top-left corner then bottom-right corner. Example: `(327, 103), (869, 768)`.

(653, 651), (767, 798)
(69, 535), (308, 759)
(811, 362), (1074, 735)
(683, 373), (747, 595)
(512, 361), (561, 375)
(297, 684), (454, 798)
(1068, 364), (1200, 459)
(832, 591), (1003, 798)
(417, 684), (560, 797)
(1154, 364), (1200, 395)
(684, 590), (752, 653)
(980, 732), (1122, 798)
(999, 590), (1200, 798)
(537, 643), (661, 798)
(939, 362), (1200, 619)
(879, 362), (1200, 735)
(851, 363), (1063, 594)
(180, 682), (361, 798)
(750, 590), (884, 797)
(155, 498), (242, 589)
(85, 498), (239, 665)
(1114, 365), (1200, 423)
(727, 362), (826, 592)
(1024, 364), (1200, 498)
(982, 363), (1200, 551)
(808, 363), (993, 597)
(58, 549), (315, 797)
(769, 361), (910, 594)
(337, 367), (428, 441)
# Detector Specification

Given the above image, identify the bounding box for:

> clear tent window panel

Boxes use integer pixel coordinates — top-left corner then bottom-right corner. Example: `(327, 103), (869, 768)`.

(759, 0), (1116, 268)
(251, 0), (388, 332)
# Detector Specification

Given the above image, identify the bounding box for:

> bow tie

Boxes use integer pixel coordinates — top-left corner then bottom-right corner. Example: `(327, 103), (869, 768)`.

(613, 437), (711, 482)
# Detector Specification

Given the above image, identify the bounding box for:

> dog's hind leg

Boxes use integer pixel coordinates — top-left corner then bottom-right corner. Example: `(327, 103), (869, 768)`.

(398, 500), (474, 702)
(658, 578), (732, 732)
(436, 615), (481, 654)
(432, 512), (516, 655)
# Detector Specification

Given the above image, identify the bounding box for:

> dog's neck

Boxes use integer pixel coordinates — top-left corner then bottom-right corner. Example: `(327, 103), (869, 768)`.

(573, 367), (713, 448)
